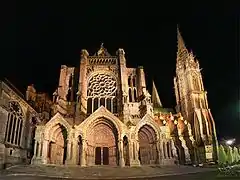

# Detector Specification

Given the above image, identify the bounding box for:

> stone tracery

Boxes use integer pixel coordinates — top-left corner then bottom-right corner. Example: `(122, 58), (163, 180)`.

(5, 101), (24, 146)
(88, 73), (117, 96)
(87, 73), (118, 114)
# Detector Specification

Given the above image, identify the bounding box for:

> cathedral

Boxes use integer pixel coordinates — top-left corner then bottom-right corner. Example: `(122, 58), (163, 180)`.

(0, 28), (218, 168)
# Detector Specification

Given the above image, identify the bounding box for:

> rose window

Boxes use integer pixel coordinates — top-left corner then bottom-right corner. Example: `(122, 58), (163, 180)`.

(87, 73), (117, 114)
(88, 73), (117, 97)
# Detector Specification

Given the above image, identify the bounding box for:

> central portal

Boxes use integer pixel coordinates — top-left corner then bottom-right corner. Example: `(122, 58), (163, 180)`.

(86, 118), (119, 166)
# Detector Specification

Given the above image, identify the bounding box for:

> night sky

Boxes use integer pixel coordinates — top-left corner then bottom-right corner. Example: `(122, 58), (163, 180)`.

(1, 3), (239, 143)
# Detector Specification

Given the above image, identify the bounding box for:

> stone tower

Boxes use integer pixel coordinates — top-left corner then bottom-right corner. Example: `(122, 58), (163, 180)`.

(75, 44), (153, 124)
(174, 27), (218, 163)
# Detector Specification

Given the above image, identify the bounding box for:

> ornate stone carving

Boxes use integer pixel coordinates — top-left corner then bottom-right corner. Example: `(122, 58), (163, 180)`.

(87, 73), (117, 97)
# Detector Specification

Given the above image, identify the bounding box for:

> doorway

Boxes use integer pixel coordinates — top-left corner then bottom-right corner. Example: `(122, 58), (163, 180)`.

(95, 147), (109, 165)
(103, 147), (109, 165)
(95, 147), (101, 165)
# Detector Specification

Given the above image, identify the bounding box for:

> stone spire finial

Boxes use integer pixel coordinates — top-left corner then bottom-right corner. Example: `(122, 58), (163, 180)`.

(97, 42), (111, 56)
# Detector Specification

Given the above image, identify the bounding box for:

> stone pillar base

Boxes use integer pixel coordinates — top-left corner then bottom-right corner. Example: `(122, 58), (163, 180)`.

(130, 159), (140, 167)
(65, 159), (76, 165)
(162, 158), (175, 165)
(31, 157), (43, 165)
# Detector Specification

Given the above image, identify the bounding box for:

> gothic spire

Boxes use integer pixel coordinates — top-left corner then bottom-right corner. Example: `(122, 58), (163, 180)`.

(177, 25), (187, 53)
(177, 25), (189, 64)
(152, 81), (162, 108)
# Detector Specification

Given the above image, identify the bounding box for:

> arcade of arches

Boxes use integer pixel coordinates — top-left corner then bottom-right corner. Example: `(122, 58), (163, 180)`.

(32, 118), (176, 166)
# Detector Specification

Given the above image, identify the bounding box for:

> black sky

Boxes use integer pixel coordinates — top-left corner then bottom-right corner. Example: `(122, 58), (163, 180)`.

(0, 3), (239, 143)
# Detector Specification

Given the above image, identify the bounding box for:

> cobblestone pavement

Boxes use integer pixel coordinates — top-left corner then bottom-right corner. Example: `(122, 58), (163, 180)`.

(0, 165), (217, 180)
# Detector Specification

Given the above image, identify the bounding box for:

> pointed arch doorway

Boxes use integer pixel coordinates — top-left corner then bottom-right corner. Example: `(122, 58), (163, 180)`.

(138, 124), (159, 165)
(47, 123), (68, 165)
(86, 118), (119, 166)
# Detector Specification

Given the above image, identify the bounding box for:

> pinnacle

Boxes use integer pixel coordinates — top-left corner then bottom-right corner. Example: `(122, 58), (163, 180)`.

(152, 80), (162, 108)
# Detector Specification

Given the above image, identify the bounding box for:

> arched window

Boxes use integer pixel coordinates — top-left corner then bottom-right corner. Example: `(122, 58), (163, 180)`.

(128, 76), (131, 86)
(192, 74), (200, 90)
(93, 98), (98, 111)
(100, 98), (105, 107)
(66, 89), (71, 102)
(87, 98), (92, 114)
(106, 98), (111, 111)
(113, 98), (117, 114)
(132, 77), (136, 87)
(128, 75), (137, 103)
(5, 101), (24, 146)
(133, 88), (137, 102)
(128, 88), (132, 102)
(87, 73), (117, 113)
(68, 74), (73, 87)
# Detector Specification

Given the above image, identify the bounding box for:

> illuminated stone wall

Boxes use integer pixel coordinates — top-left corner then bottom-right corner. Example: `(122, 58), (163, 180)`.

(0, 32), (218, 168)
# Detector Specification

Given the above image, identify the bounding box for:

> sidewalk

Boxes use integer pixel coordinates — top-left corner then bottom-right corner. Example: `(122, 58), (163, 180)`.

(1, 164), (217, 179)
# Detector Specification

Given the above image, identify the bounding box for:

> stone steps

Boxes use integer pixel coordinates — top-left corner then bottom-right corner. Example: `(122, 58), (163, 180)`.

(3, 165), (216, 178)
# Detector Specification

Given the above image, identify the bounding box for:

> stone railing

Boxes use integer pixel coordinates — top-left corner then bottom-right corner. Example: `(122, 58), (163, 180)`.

(88, 57), (117, 65)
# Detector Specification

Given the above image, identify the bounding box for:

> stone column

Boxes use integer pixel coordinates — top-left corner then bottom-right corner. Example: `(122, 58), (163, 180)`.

(157, 140), (163, 165)
(170, 138), (177, 159)
(129, 140), (140, 166)
(70, 138), (78, 165)
(178, 136), (191, 163)
(129, 140), (133, 161)
(80, 139), (87, 167)
(0, 143), (5, 169)
(0, 109), (8, 169)
(118, 139), (125, 167)
(31, 139), (43, 165)
(42, 139), (49, 164)
(65, 139), (72, 165)
(34, 141), (38, 157)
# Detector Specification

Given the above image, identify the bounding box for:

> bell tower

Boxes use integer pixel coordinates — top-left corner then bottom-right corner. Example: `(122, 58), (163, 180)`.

(174, 26), (218, 163)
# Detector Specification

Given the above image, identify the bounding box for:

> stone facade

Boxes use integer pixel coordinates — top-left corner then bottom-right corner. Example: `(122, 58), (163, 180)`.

(0, 29), (218, 168)
(0, 80), (39, 168)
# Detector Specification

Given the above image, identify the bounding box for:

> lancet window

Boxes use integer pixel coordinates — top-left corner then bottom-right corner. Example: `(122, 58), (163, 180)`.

(5, 101), (24, 146)
(67, 74), (74, 102)
(192, 74), (200, 90)
(87, 73), (117, 114)
(128, 76), (138, 102)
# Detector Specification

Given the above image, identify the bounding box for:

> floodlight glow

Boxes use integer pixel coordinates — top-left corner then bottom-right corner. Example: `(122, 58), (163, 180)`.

(225, 139), (235, 145)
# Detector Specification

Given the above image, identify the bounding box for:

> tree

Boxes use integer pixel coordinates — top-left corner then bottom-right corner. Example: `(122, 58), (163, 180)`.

(218, 145), (227, 165)
(233, 147), (240, 163)
(226, 146), (234, 164)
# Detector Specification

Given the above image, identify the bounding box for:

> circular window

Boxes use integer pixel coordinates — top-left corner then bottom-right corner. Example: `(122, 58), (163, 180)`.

(88, 73), (117, 97)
